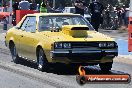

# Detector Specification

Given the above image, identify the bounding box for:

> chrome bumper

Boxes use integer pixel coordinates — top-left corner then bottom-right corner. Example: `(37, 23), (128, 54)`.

(50, 49), (118, 60)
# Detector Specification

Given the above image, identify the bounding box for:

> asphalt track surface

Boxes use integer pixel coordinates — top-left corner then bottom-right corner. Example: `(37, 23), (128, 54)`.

(0, 30), (132, 88)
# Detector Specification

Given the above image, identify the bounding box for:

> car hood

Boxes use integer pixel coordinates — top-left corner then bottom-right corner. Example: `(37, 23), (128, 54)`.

(40, 25), (114, 42)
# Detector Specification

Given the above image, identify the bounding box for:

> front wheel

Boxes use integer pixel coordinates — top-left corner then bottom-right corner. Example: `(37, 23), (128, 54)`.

(99, 62), (113, 73)
(37, 48), (49, 71)
(10, 44), (19, 63)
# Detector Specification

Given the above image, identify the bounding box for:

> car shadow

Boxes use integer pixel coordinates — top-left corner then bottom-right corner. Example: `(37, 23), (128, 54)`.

(17, 58), (38, 69)
(16, 58), (126, 75)
(16, 58), (77, 75)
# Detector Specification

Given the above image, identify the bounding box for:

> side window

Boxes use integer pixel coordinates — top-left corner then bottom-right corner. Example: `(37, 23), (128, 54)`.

(20, 17), (30, 30)
(25, 17), (36, 32)
(20, 16), (36, 32)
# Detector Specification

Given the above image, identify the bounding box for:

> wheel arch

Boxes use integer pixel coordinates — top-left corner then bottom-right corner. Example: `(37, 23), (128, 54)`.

(9, 40), (14, 49)
(36, 45), (48, 62)
(36, 45), (43, 58)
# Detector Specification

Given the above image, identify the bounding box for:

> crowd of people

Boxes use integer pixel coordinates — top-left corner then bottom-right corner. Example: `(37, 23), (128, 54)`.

(12, 0), (53, 25)
(101, 4), (129, 30)
(11, 0), (129, 31)
(74, 0), (129, 31)
(74, 0), (104, 31)
(12, 0), (54, 13)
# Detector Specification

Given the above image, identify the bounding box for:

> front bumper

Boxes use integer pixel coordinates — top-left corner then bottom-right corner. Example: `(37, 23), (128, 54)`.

(50, 49), (118, 63)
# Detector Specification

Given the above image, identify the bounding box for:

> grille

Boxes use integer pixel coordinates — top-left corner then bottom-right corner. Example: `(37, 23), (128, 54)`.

(71, 42), (99, 48)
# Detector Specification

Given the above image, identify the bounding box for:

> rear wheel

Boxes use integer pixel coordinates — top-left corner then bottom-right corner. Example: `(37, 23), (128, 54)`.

(99, 62), (113, 72)
(10, 43), (19, 63)
(37, 48), (49, 71)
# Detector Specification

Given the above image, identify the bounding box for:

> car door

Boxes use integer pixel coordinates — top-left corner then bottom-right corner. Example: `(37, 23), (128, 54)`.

(19, 16), (37, 60)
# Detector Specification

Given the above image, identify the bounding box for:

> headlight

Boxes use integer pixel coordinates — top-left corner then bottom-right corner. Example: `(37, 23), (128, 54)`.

(54, 42), (63, 49)
(63, 43), (71, 48)
(107, 42), (115, 47)
(54, 42), (71, 49)
(99, 42), (115, 48)
(99, 42), (107, 48)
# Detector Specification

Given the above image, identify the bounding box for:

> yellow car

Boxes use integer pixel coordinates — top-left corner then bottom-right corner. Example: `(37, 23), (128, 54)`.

(5, 13), (118, 72)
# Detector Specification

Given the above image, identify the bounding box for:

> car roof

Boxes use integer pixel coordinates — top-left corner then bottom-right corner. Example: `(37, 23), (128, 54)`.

(25, 13), (80, 17)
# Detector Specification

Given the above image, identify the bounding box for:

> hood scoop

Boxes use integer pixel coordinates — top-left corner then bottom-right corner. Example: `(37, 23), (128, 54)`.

(62, 25), (88, 38)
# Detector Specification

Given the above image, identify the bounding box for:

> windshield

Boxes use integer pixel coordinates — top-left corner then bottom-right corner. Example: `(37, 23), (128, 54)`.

(39, 15), (94, 31)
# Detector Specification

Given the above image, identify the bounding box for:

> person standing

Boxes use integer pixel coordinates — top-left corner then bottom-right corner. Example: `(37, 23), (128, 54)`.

(122, 5), (127, 26)
(89, 0), (104, 31)
(116, 6), (122, 26)
(3, 17), (8, 30)
(46, 2), (54, 13)
(30, 0), (37, 10)
(40, 0), (47, 13)
(12, 0), (19, 25)
(13, 0), (19, 12)
(74, 0), (86, 16)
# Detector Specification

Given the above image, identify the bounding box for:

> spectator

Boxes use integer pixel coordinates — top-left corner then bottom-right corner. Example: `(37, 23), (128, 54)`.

(13, 0), (19, 11)
(46, 2), (54, 13)
(74, 0), (86, 16)
(89, 0), (104, 31)
(116, 6), (122, 26)
(40, 0), (47, 13)
(18, 0), (30, 10)
(30, 0), (37, 10)
(105, 5), (110, 28)
(3, 17), (8, 30)
(122, 5), (127, 26)
(12, 0), (19, 25)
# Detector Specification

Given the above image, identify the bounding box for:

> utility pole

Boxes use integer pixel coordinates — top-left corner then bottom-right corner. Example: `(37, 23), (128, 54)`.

(9, 0), (12, 25)
(53, 0), (55, 8)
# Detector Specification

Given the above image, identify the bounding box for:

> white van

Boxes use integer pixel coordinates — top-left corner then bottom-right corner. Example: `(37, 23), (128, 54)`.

(63, 7), (91, 21)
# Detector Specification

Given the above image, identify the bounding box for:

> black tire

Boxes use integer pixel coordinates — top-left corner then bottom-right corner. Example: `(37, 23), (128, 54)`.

(37, 48), (49, 71)
(10, 44), (19, 63)
(99, 62), (113, 73)
(76, 75), (87, 85)
(68, 64), (80, 71)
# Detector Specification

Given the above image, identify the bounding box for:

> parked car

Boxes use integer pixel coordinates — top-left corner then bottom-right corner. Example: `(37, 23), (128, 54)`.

(63, 7), (91, 21)
(5, 13), (118, 72)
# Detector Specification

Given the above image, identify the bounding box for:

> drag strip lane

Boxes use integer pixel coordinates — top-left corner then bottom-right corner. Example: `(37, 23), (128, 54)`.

(0, 47), (10, 55)
(0, 54), (77, 88)
(0, 46), (131, 88)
